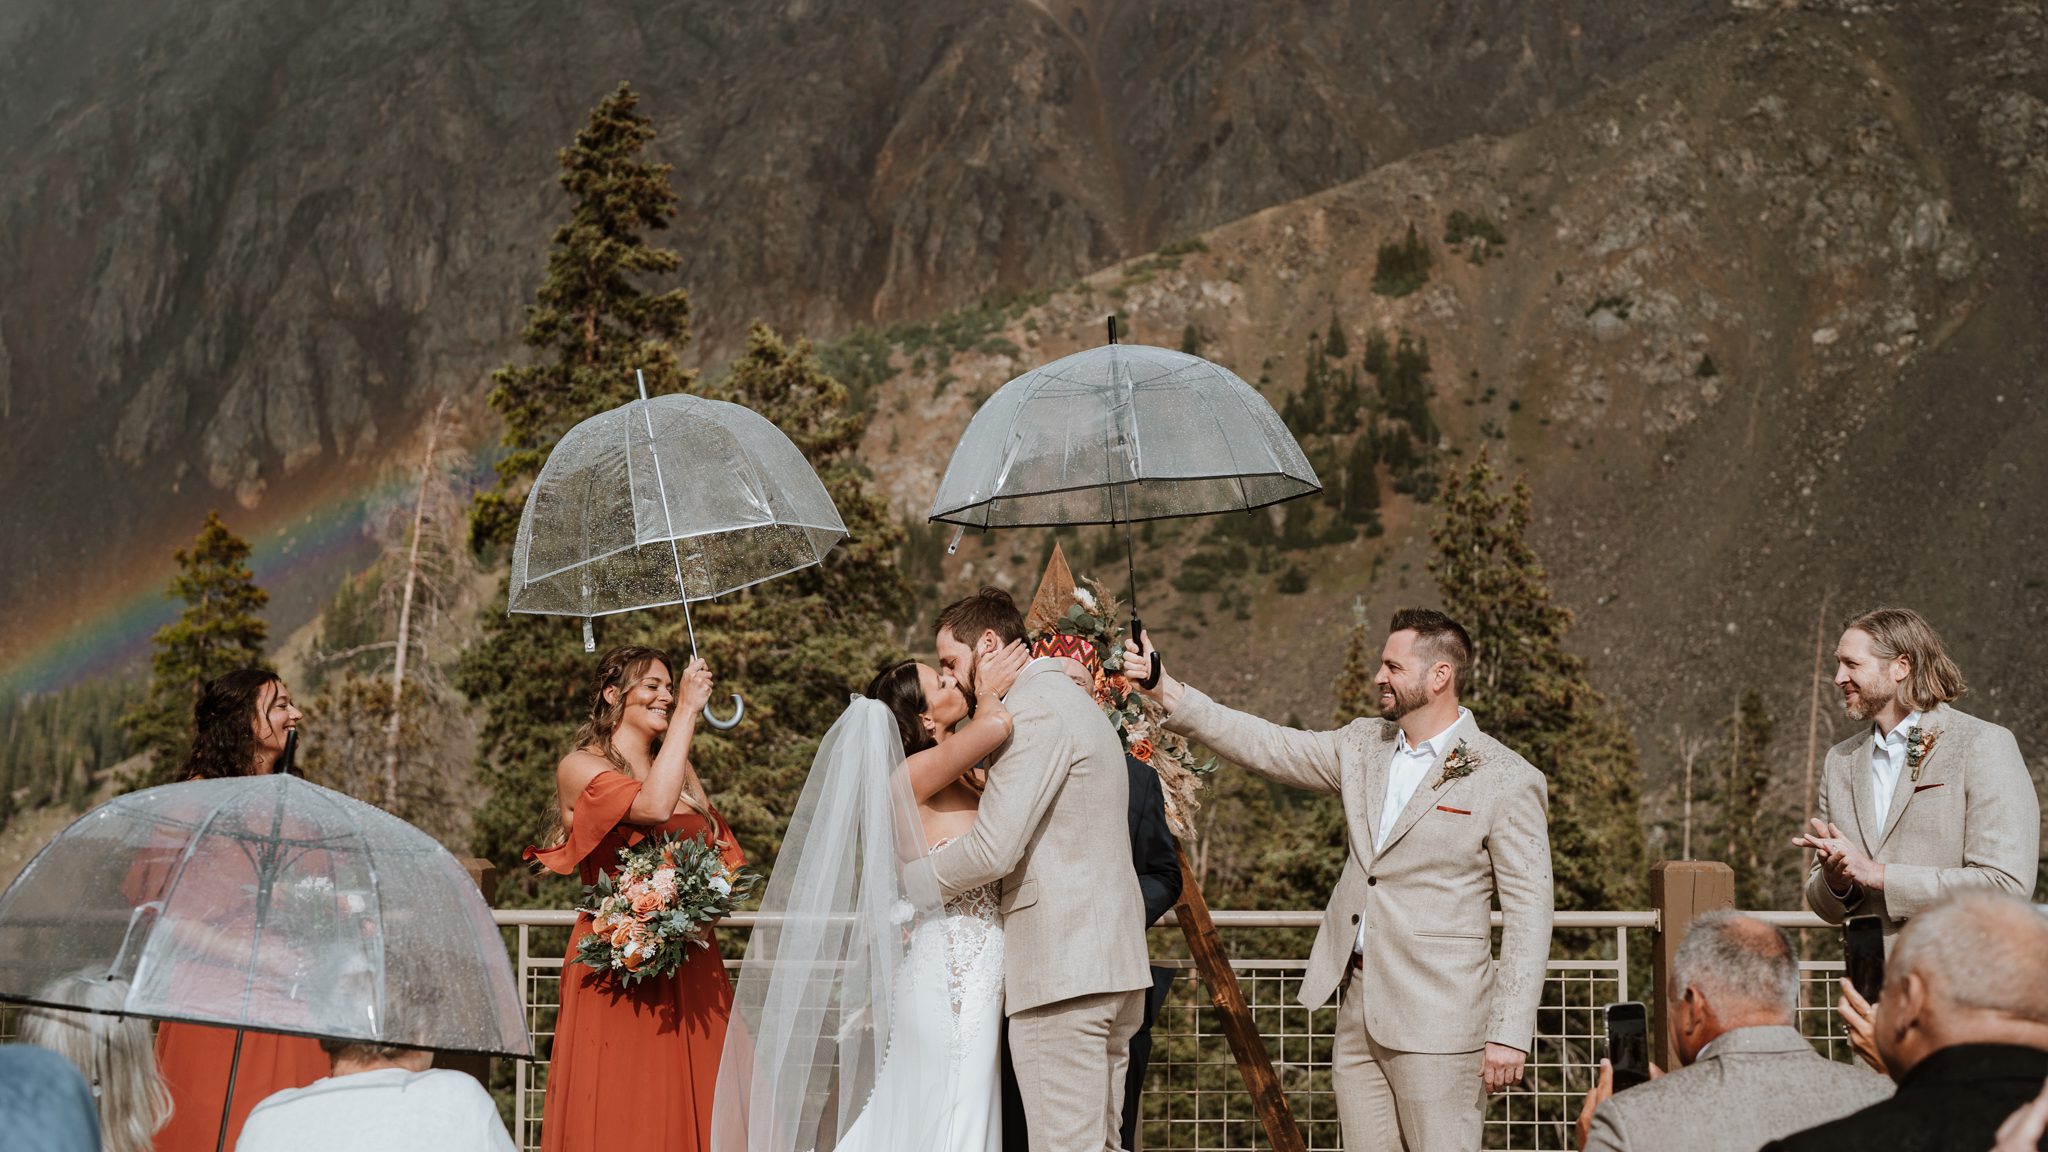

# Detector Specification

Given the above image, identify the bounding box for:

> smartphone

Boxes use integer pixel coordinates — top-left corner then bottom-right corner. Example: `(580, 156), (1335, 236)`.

(1605, 1001), (1651, 1092)
(1844, 915), (1885, 1004)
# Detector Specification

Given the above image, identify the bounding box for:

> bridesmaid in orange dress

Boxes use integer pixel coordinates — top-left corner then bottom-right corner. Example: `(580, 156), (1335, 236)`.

(148, 669), (329, 1152)
(525, 645), (745, 1152)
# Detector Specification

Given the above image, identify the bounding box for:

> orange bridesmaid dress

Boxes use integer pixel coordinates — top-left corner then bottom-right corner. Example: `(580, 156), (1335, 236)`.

(526, 771), (746, 1152)
(123, 834), (326, 1152)
(153, 1024), (329, 1151)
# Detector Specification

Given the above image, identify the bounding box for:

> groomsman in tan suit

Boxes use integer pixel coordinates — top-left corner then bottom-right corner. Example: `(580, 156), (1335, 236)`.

(1794, 607), (2040, 940)
(906, 588), (1153, 1152)
(1126, 608), (1553, 1152)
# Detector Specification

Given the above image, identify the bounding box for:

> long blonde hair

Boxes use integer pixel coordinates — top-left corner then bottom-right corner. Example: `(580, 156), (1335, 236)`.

(19, 974), (173, 1152)
(534, 645), (706, 854)
(1846, 606), (1968, 711)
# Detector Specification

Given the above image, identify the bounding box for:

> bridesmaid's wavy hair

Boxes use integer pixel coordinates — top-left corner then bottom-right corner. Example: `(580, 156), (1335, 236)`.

(181, 668), (293, 780)
(533, 645), (681, 856)
(866, 661), (936, 760)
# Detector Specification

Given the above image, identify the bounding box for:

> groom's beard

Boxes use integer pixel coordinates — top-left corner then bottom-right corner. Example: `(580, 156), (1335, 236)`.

(962, 650), (983, 717)
(1377, 678), (1428, 720)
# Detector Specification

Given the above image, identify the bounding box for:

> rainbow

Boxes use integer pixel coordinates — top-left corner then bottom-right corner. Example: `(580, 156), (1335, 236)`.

(0, 472), (421, 695)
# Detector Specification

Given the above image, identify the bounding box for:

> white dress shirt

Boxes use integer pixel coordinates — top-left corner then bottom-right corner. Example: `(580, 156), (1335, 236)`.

(1356, 707), (1472, 954)
(1869, 710), (1922, 829)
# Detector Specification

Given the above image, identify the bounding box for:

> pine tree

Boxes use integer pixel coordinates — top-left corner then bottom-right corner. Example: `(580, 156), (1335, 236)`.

(1429, 451), (1647, 909)
(469, 82), (696, 552)
(1342, 435), (1381, 526)
(458, 82), (914, 900)
(1714, 688), (1784, 908)
(1333, 601), (1377, 725)
(462, 82), (699, 898)
(1323, 310), (1349, 360)
(122, 512), (271, 786)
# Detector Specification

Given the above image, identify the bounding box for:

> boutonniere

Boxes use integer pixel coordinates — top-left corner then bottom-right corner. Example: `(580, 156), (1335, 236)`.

(1435, 739), (1479, 788)
(1905, 726), (1940, 782)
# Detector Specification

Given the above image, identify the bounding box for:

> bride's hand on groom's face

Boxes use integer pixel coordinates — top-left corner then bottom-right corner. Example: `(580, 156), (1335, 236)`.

(977, 640), (1031, 700)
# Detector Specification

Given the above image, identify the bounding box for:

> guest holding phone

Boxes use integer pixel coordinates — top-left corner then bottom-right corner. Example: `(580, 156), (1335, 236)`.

(1577, 913), (1890, 1152)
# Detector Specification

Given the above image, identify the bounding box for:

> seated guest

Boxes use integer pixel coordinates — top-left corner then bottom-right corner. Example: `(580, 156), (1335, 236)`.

(1763, 890), (2048, 1152)
(237, 1038), (516, 1152)
(17, 973), (173, 1152)
(0, 1045), (101, 1152)
(1576, 912), (1890, 1151)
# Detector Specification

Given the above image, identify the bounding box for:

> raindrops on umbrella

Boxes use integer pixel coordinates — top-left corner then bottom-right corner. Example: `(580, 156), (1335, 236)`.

(929, 317), (1320, 684)
(510, 371), (848, 728)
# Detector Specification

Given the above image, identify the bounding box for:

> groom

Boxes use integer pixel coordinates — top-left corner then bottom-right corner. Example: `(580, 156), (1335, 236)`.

(1126, 608), (1553, 1152)
(906, 587), (1152, 1152)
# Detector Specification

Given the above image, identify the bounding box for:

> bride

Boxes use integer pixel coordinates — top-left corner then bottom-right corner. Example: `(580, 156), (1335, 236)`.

(712, 641), (1030, 1152)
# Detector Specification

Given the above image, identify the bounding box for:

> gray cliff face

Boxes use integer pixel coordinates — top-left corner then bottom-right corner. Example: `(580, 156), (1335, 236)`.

(0, 0), (1718, 660)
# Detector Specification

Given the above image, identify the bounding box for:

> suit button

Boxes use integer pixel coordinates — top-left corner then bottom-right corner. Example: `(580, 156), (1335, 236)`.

(1350, 914), (1360, 924)
(1367, 876), (1377, 886)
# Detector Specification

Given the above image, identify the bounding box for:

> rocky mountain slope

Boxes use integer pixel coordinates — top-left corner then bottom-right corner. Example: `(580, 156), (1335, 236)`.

(0, 0), (1720, 673)
(850, 0), (2048, 852)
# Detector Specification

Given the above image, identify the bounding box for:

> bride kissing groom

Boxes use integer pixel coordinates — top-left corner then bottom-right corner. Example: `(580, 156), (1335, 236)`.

(714, 587), (1152, 1152)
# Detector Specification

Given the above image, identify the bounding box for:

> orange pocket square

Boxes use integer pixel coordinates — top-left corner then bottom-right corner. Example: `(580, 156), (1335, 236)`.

(1912, 782), (1946, 794)
(1435, 805), (1472, 815)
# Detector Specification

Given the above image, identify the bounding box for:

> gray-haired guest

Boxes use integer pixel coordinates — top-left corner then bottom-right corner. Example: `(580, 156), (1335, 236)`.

(1793, 607), (2039, 943)
(1763, 891), (2048, 1152)
(1575, 912), (1891, 1152)
(18, 973), (172, 1152)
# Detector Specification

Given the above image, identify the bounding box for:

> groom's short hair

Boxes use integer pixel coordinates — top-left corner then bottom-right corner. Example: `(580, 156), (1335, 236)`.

(938, 587), (1027, 648)
(1388, 608), (1472, 694)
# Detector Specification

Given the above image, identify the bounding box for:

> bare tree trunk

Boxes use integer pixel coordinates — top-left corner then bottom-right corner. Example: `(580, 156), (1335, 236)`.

(383, 399), (449, 813)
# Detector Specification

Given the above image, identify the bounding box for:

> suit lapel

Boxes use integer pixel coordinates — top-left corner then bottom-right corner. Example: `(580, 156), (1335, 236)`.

(1380, 750), (1453, 855)
(1360, 722), (1396, 854)
(1877, 706), (1942, 849)
(1849, 740), (1879, 855)
(1379, 717), (1474, 855)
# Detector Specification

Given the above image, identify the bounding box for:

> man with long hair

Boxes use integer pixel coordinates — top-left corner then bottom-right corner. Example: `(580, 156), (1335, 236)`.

(1794, 607), (2040, 941)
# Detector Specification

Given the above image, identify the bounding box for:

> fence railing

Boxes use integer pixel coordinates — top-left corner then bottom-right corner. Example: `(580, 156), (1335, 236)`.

(493, 908), (1854, 1152)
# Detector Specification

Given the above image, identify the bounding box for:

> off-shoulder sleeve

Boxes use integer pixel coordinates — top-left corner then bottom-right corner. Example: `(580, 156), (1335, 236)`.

(712, 810), (747, 872)
(522, 772), (643, 876)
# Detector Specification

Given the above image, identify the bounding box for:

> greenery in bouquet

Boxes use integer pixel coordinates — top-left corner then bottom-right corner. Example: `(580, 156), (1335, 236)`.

(576, 830), (761, 986)
(1047, 577), (1213, 838)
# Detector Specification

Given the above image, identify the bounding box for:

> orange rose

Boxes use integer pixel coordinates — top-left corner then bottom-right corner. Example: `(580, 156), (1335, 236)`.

(621, 946), (647, 971)
(631, 888), (664, 917)
(1130, 738), (1155, 764)
(1107, 675), (1131, 695)
(609, 922), (634, 949)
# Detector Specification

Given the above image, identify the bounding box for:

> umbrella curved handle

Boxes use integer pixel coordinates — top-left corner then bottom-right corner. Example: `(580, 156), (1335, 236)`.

(1132, 613), (1164, 691)
(704, 694), (745, 730)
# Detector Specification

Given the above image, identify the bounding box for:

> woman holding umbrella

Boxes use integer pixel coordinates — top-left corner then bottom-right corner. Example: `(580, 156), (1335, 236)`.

(526, 645), (744, 1151)
(147, 669), (330, 1152)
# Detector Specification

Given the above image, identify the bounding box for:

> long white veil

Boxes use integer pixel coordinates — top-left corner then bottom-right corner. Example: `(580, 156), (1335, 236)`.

(712, 696), (943, 1152)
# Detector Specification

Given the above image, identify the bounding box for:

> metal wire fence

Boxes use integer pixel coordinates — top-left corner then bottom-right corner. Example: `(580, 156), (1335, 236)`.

(491, 908), (1853, 1152)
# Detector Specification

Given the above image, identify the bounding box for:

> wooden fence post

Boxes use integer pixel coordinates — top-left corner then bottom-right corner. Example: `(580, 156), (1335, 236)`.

(1172, 846), (1306, 1152)
(1649, 860), (1734, 1070)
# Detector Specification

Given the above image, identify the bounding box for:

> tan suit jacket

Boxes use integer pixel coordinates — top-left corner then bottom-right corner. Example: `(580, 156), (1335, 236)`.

(1166, 687), (1553, 1054)
(907, 660), (1152, 1014)
(1803, 702), (2039, 936)
(1583, 1025), (1893, 1152)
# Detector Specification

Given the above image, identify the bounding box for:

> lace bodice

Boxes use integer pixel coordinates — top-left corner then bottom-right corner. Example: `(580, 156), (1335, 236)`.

(928, 837), (1000, 923)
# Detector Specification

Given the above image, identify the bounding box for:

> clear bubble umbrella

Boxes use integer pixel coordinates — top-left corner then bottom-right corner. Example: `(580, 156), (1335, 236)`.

(509, 372), (848, 728)
(0, 775), (529, 1148)
(929, 321), (1319, 683)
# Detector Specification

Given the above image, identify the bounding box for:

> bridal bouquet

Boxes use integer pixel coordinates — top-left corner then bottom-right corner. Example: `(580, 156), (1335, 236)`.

(577, 831), (761, 986)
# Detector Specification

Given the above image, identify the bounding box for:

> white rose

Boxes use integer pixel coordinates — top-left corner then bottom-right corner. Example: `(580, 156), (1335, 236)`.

(1073, 588), (1098, 612)
(709, 875), (732, 897)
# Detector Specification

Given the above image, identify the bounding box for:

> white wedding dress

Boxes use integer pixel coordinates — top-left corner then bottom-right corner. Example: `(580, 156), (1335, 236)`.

(831, 838), (1004, 1152)
(712, 701), (1007, 1152)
